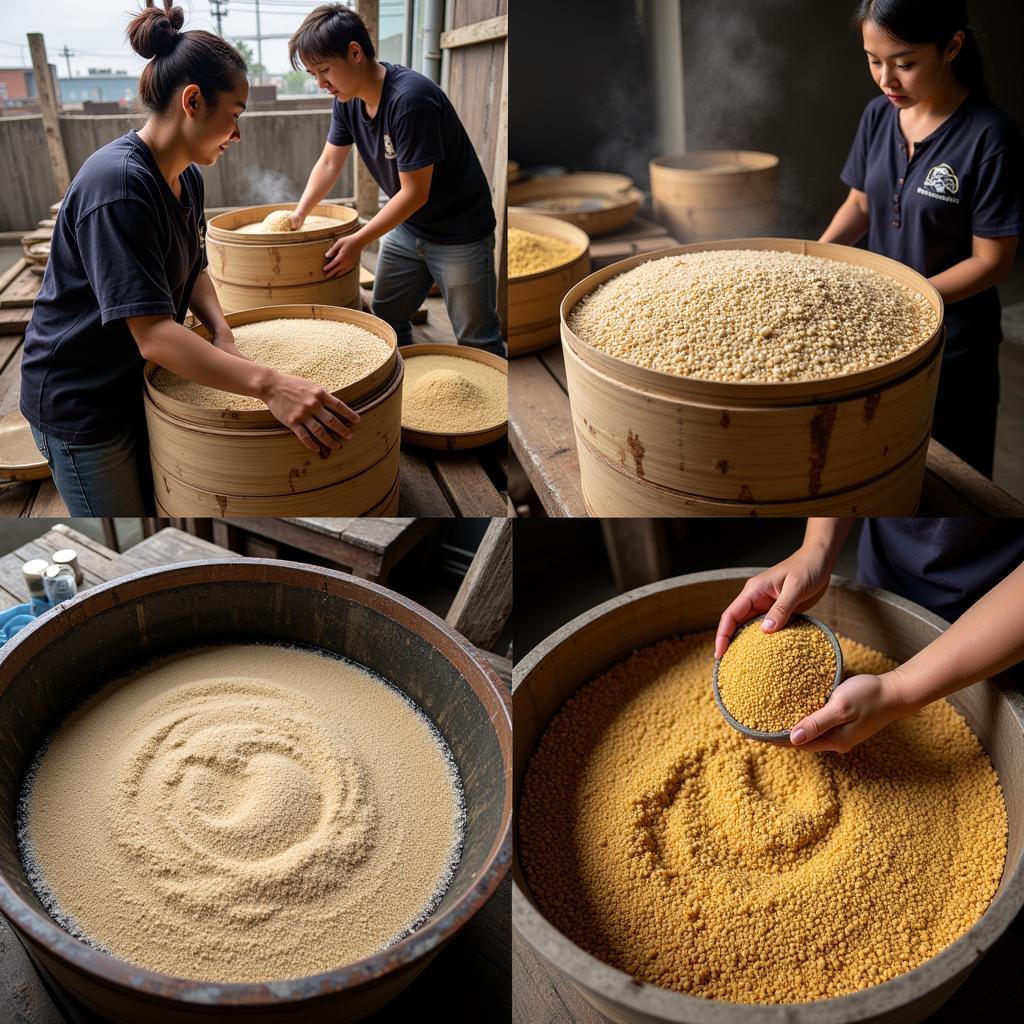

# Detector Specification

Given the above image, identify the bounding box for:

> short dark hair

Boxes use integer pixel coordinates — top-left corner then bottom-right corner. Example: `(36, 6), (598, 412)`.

(288, 4), (376, 70)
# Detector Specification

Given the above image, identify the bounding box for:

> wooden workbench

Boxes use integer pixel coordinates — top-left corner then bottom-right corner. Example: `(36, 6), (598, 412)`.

(509, 343), (1024, 517)
(0, 522), (511, 1022)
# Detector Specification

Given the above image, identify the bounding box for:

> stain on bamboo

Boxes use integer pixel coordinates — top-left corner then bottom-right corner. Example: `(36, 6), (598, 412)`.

(809, 406), (838, 496)
(717, 459), (729, 475)
(863, 392), (881, 422)
(627, 430), (646, 479)
(720, 411), (731, 429)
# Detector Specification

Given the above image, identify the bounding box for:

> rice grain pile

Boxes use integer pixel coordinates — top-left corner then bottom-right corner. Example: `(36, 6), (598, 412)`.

(525, 196), (612, 212)
(235, 212), (349, 234)
(403, 354), (507, 434)
(509, 226), (584, 277)
(20, 645), (465, 983)
(718, 617), (837, 733)
(151, 318), (391, 410)
(519, 631), (1006, 1004)
(567, 249), (937, 382)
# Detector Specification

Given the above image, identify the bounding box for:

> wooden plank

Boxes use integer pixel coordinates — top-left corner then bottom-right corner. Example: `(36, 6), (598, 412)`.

(492, 35), (509, 332)
(25, 480), (67, 517)
(0, 482), (33, 518)
(354, 0), (380, 230)
(107, 527), (240, 577)
(924, 439), (1024, 515)
(0, 308), (32, 336)
(509, 355), (587, 517)
(431, 454), (506, 517)
(601, 520), (670, 591)
(446, 518), (511, 651)
(440, 14), (508, 48)
(27, 34), (70, 197)
(0, 257), (28, 295)
(513, 930), (606, 1024)
(399, 450), (456, 516)
(537, 344), (568, 390)
(0, 917), (65, 1024)
(0, 267), (42, 309)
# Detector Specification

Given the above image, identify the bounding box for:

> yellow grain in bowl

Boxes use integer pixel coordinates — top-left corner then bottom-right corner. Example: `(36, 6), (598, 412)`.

(509, 227), (584, 277)
(402, 354), (507, 434)
(151, 319), (392, 411)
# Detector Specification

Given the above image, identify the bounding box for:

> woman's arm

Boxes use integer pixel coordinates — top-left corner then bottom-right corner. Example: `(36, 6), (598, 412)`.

(819, 188), (870, 245)
(291, 141), (352, 228)
(928, 234), (1019, 304)
(791, 560), (1024, 752)
(127, 314), (359, 454)
(188, 271), (246, 359)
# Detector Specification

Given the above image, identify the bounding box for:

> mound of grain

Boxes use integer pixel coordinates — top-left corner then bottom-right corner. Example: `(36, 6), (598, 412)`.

(234, 213), (350, 234)
(509, 227), (585, 277)
(403, 354), (507, 434)
(525, 196), (612, 212)
(567, 249), (938, 382)
(519, 631), (1006, 1004)
(151, 318), (392, 411)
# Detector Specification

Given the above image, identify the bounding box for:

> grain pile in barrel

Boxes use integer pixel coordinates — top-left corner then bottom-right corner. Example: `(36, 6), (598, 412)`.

(509, 227), (585, 277)
(567, 249), (938, 382)
(519, 631), (1006, 1004)
(234, 212), (347, 234)
(718, 618), (837, 733)
(403, 354), (507, 433)
(150, 318), (392, 411)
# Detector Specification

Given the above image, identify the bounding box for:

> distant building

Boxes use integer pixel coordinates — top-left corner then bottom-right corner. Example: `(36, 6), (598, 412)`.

(58, 70), (138, 106)
(0, 65), (59, 107)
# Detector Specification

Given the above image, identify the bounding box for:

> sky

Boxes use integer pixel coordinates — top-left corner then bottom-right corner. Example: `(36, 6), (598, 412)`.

(0, 1), (406, 81)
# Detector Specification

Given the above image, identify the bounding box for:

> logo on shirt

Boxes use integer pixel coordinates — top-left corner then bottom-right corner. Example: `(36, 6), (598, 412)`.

(917, 162), (961, 204)
(198, 220), (206, 250)
(383, 133), (396, 160)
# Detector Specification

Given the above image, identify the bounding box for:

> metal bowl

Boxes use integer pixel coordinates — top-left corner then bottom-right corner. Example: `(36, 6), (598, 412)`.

(0, 559), (511, 1024)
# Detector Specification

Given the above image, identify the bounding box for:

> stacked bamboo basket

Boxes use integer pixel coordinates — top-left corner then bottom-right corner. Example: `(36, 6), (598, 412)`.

(509, 172), (643, 237)
(508, 210), (591, 357)
(205, 203), (361, 313)
(561, 239), (945, 516)
(650, 150), (779, 241)
(144, 305), (402, 516)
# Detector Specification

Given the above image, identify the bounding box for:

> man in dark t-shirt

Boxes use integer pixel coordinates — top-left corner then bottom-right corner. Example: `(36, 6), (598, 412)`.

(288, 4), (503, 354)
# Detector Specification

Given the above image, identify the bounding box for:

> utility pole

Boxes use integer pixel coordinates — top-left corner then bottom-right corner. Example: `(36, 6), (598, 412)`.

(254, 0), (263, 84)
(58, 45), (73, 79)
(210, 0), (228, 37)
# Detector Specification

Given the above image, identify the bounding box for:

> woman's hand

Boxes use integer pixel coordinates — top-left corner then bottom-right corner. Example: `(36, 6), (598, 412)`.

(788, 671), (909, 753)
(210, 329), (250, 362)
(260, 372), (360, 454)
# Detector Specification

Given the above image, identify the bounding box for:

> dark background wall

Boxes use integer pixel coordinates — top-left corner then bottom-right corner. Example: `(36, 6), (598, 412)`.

(510, 0), (1024, 238)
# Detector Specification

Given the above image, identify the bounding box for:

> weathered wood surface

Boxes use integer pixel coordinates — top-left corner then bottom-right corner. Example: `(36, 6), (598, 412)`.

(447, 517), (512, 651)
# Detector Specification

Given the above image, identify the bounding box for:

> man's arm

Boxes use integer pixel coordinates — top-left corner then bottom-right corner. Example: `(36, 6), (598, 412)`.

(292, 141), (353, 227)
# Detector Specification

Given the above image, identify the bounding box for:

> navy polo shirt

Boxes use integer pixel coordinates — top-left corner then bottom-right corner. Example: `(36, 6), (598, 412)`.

(858, 518), (1024, 625)
(327, 62), (495, 244)
(21, 131), (207, 442)
(841, 94), (1024, 353)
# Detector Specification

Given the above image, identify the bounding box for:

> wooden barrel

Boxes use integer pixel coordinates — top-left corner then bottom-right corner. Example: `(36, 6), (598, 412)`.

(649, 150), (779, 242)
(508, 211), (591, 357)
(206, 203), (361, 313)
(513, 569), (1024, 1024)
(560, 238), (944, 517)
(509, 172), (643, 237)
(144, 304), (402, 517)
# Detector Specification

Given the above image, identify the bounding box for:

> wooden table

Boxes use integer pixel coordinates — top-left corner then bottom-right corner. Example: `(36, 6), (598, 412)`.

(509, 344), (1024, 517)
(0, 523), (511, 1023)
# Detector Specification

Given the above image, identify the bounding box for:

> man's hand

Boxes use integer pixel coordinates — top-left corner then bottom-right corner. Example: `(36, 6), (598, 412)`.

(210, 329), (250, 362)
(289, 211), (306, 231)
(324, 234), (364, 278)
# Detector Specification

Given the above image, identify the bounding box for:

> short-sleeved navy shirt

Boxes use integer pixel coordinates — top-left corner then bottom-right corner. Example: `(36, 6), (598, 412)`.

(841, 94), (1024, 353)
(21, 131), (207, 442)
(327, 62), (495, 244)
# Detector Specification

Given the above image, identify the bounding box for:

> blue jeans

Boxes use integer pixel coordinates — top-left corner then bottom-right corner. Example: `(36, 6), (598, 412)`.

(31, 421), (154, 516)
(373, 224), (506, 355)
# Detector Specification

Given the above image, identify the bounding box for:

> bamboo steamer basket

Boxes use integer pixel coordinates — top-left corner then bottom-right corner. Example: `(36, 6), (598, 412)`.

(650, 150), (779, 242)
(513, 569), (1024, 1024)
(561, 238), (944, 516)
(509, 172), (643, 237)
(206, 203), (361, 313)
(143, 304), (401, 517)
(400, 344), (508, 450)
(509, 211), (591, 357)
(0, 559), (511, 1024)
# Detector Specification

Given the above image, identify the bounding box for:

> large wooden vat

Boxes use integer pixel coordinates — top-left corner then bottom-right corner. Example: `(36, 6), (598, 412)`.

(513, 569), (1024, 1024)
(0, 559), (511, 1024)
(508, 210), (591, 357)
(509, 172), (643, 237)
(144, 304), (402, 517)
(206, 203), (361, 313)
(561, 239), (944, 517)
(650, 150), (779, 242)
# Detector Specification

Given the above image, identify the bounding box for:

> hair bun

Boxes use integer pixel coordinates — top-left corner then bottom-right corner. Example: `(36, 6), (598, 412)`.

(127, 3), (186, 60)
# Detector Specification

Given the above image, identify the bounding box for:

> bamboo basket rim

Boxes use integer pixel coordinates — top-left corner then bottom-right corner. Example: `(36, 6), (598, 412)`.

(509, 187), (643, 234)
(508, 210), (592, 284)
(399, 343), (508, 448)
(143, 304), (399, 428)
(514, 171), (635, 193)
(650, 149), (780, 174)
(207, 202), (359, 245)
(560, 238), (945, 405)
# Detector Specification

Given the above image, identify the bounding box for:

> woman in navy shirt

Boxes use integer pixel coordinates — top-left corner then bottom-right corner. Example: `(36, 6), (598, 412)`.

(21, 1), (359, 515)
(821, 0), (1023, 476)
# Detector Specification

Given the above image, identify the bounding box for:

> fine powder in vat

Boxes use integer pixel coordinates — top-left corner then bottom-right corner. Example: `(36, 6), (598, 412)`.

(519, 631), (1006, 1004)
(402, 354), (507, 434)
(150, 318), (392, 411)
(19, 645), (465, 983)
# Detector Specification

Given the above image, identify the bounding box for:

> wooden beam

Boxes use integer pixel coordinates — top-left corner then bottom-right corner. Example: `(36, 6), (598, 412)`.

(27, 34), (70, 198)
(446, 518), (512, 652)
(493, 34), (509, 333)
(440, 15), (508, 49)
(354, 0), (381, 230)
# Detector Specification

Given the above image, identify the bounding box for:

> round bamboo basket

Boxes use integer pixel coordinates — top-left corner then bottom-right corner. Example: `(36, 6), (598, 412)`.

(509, 211), (591, 357)
(514, 569), (1024, 1024)
(144, 304), (402, 517)
(206, 203), (361, 313)
(650, 150), (779, 242)
(561, 238), (944, 516)
(400, 344), (508, 450)
(509, 172), (643, 237)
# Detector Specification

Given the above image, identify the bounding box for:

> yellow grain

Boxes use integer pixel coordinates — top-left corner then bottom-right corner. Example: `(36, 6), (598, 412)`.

(508, 227), (584, 277)
(402, 354), (507, 434)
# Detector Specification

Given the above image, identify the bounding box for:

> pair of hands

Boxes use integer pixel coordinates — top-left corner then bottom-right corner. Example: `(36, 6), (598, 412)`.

(287, 211), (364, 278)
(715, 547), (909, 753)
